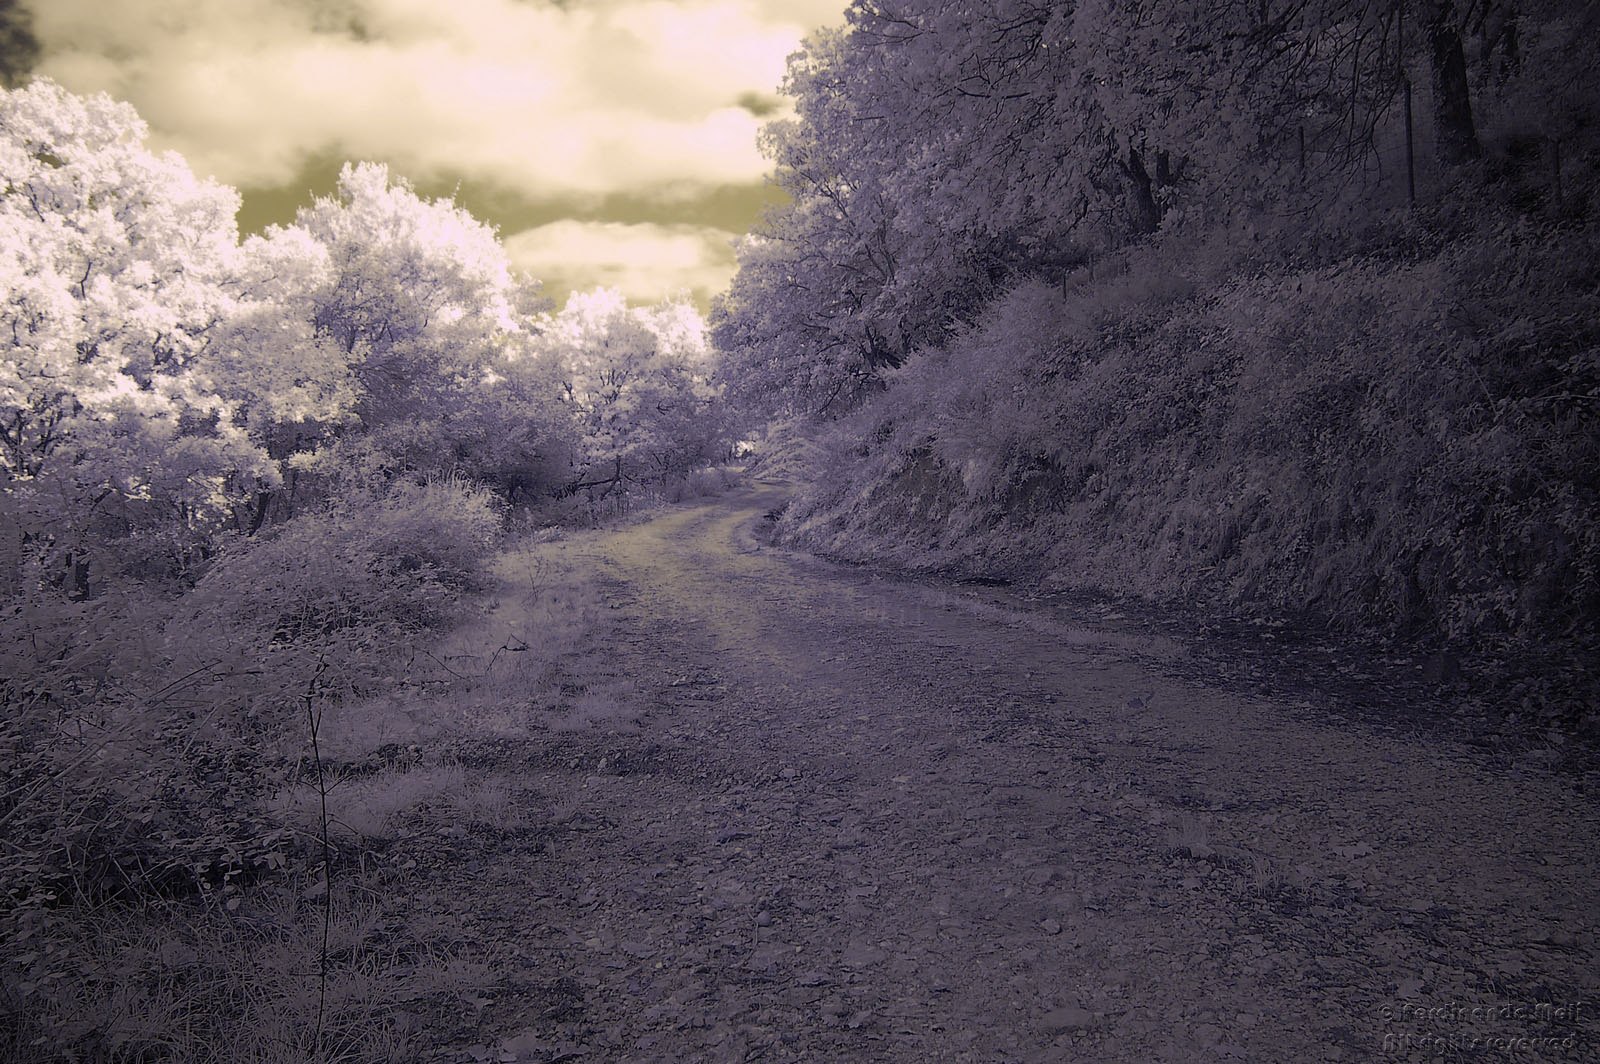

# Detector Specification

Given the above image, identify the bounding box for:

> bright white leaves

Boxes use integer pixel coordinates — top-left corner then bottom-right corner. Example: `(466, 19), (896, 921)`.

(3, 77), (729, 596)
(1, 82), (238, 453)
(278, 162), (556, 477)
(0, 79), (271, 559)
(540, 288), (723, 482)
(209, 224), (350, 437)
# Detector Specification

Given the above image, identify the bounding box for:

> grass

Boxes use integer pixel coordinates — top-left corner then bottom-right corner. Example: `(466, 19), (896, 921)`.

(304, 538), (611, 756)
(1, 885), (487, 1063)
(1164, 813), (1213, 859)
(1, 526), (622, 1063)
(3, 470), (729, 1061)
(266, 762), (530, 846)
(1159, 812), (1312, 905)
(660, 465), (743, 504)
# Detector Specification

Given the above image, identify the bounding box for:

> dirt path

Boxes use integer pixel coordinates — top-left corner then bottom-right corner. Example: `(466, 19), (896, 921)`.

(420, 481), (1599, 1063)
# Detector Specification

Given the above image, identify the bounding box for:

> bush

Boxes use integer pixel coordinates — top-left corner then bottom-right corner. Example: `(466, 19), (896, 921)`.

(359, 477), (504, 591)
(167, 478), (503, 717)
(2, 474), (509, 1058)
(3, 477), (503, 908)
(780, 214), (1600, 669)
(662, 466), (742, 503)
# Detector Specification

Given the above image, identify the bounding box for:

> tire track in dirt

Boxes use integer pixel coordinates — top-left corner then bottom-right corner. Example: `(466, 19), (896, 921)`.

(435, 481), (1599, 1063)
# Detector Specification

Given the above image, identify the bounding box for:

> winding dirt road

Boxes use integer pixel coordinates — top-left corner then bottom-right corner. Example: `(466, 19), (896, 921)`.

(423, 480), (1599, 1062)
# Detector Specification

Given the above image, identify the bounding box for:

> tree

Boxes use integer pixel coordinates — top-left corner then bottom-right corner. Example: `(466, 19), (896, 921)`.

(0, 79), (273, 589)
(543, 289), (726, 489)
(0, 0), (37, 89)
(716, 0), (1600, 419)
(266, 163), (565, 500)
(714, 10), (1056, 419)
(1420, 1), (1481, 164)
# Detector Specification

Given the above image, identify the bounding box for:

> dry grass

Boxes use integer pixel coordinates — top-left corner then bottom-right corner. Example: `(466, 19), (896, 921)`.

(660, 465), (743, 504)
(1244, 850), (1309, 898)
(2, 528), (625, 1063)
(306, 537), (612, 757)
(2, 888), (486, 1063)
(1164, 812), (1213, 859)
(258, 527), (634, 864)
(548, 689), (639, 733)
(267, 761), (529, 846)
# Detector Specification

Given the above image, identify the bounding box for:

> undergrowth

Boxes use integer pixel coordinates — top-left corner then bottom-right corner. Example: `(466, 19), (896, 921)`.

(778, 206), (1600, 734)
(0, 477), (625, 1061)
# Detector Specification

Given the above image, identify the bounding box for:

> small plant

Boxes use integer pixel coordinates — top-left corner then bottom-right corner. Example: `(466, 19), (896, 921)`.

(0, 883), (470, 1063)
(1165, 813), (1213, 860)
(1245, 851), (1308, 899)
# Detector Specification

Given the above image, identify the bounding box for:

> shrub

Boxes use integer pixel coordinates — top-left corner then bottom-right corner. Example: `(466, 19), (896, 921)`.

(360, 477), (504, 591)
(167, 478), (503, 719)
(0, 475), (506, 907)
(2, 474), (509, 1060)
(779, 214), (1600, 671)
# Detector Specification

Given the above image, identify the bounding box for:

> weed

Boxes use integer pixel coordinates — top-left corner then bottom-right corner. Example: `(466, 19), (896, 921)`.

(0, 885), (468, 1063)
(1165, 813), (1213, 859)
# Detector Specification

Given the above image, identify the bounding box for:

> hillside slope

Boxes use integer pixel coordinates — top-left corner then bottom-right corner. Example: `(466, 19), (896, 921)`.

(775, 216), (1600, 731)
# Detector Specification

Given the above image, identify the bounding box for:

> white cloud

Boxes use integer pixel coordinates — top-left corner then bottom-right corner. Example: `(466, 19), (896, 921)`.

(503, 220), (736, 305)
(30, 0), (847, 195)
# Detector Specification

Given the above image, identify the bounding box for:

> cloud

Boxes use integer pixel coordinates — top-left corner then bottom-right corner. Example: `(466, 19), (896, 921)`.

(29, 0), (845, 196)
(503, 220), (736, 305)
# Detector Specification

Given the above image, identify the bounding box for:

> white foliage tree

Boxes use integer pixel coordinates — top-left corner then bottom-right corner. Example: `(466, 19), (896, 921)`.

(261, 162), (565, 501)
(0, 78), (273, 586)
(542, 288), (725, 490)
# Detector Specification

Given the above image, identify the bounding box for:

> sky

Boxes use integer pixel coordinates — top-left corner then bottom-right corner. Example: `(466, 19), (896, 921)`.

(22, 0), (848, 309)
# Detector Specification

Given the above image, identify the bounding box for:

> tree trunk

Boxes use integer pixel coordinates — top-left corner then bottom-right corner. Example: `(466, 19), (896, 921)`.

(1428, 8), (1480, 165)
(1404, 76), (1417, 205)
(1480, 6), (1520, 84)
(1400, 5), (1416, 205)
(247, 489), (274, 536)
(65, 550), (91, 601)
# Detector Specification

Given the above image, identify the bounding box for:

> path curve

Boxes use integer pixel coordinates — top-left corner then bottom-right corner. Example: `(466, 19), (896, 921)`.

(440, 481), (1599, 1063)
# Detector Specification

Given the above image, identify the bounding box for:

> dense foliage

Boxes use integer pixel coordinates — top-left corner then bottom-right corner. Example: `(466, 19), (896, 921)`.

(715, 0), (1600, 712)
(1, 77), (732, 1055)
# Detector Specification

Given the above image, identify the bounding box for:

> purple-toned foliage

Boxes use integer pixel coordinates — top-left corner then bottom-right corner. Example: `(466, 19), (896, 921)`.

(0, 79), (734, 994)
(720, 1), (1600, 670)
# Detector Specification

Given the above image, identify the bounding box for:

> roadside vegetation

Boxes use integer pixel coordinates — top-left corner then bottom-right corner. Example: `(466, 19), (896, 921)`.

(712, 1), (1600, 735)
(6, 1), (1599, 1058)
(0, 76), (735, 1061)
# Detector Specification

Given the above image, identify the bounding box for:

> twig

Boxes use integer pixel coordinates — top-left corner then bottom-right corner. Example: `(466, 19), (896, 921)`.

(420, 649), (473, 681)
(302, 655), (333, 1059)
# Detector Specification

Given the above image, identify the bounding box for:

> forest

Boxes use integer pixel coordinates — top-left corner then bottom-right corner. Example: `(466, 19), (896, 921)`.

(4, 0), (1600, 1061)
(714, 0), (1600, 723)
